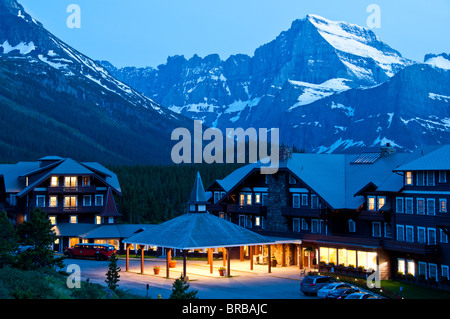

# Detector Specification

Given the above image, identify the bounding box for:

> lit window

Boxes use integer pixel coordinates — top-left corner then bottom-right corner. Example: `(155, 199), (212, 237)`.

(255, 216), (261, 227)
(51, 176), (58, 187)
(405, 172), (412, 185)
(83, 176), (90, 186)
(64, 196), (77, 207)
(407, 260), (415, 276)
(95, 215), (102, 225)
(70, 215), (78, 224)
(49, 216), (56, 225)
(398, 259), (406, 274)
(64, 176), (77, 187)
(246, 194), (252, 206)
(378, 197), (386, 210)
(440, 199), (447, 213)
(255, 193), (261, 204)
(239, 194), (245, 206)
(49, 196), (58, 207)
(368, 196), (376, 211)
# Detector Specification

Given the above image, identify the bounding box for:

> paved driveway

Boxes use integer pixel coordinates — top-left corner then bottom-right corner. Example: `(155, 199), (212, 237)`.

(63, 257), (316, 299)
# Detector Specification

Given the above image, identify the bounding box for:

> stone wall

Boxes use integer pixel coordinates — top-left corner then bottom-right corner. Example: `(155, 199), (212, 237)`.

(264, 171), (289, 232)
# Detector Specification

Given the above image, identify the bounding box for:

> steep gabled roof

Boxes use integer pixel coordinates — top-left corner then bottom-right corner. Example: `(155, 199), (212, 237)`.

(100, 187), (122, 217)
(394, 145), (450, 171)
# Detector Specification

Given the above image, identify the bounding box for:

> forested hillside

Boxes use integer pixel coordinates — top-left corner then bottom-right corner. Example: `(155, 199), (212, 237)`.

(110, 163), (243, 224)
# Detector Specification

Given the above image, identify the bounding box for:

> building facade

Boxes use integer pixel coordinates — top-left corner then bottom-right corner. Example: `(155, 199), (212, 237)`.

(0, 156), (124, 251)
(206, 145), (450, 281)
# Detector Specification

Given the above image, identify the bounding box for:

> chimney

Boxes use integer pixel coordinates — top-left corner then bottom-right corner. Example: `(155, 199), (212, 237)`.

(279, 146), (293, 161)
(380, 143), (396, 157)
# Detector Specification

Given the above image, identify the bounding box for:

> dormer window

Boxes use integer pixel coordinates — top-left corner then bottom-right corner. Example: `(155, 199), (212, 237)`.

(405, 172), (412, 185)
(51, 176), (58, 187)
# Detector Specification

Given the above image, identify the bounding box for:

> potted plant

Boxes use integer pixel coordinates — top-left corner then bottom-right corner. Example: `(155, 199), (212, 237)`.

(153, 266), (160, 275)
(169, 259), (177, 268)
(218, 267), (226, 276)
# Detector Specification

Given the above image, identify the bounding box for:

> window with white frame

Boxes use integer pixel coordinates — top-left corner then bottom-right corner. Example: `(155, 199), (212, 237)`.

(311, 194), (319, 209)
(427, 171), (435, 186)
(439, 171), (447, 183)
(64, 196), (77, 207)
(36, 195), (45, 207)
(64, 176), (77, 187)
(429, 263), (438, 280)
(293, 194), (300, 208)
(427, 198), (435, 215)
(240, 193), (245, 206)
(255, 216), (261, 227)
(417, 171), (425, 186)
(417, 198), (425, 215)
(372, 222), (381, 237)
(405, 198), (413, 214)
(406, 226), (414, 243)
(246, 193), (252, 206)
(239, 215), (246, 227)
(417, 227), (426, 244)
(301, 194), (308, 206)
(311, 219), (319, 233)
(418, 262), (427, 279)
(320, 220), (327, 235)
(440, 199), (447, 213)
(396, 225), (405, 241)
(82, 176), (90, 186)
(348, 219), (356, 233)
(367, 196), (376, 211)
(407, 260), (415, 276)
(95, 215), (102, 225)
(83, 195), (91, 206)
(428, 228), (437, 245)
(384, 222), (392, 238)
(396, 197), (404, 213)
(440, 229), (448, 243)
(50, 176), (58, 187)
(398, 259), (406, 274)
(254, 193), (261, 204)
(293, 218), (300, 232)
(442, 265), (449, 280)
(301, 218), (308, 231)
(95, 195), (103, 206)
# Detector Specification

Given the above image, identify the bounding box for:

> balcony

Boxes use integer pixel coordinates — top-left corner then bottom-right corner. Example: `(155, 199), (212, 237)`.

(358, 210), (391, 221)
(46, 186), (98, 194)
(225, 204), (267, 216)
(281, 207), (324, 218)
(36, 205), (103, 214)
(382, 240), (441, 255)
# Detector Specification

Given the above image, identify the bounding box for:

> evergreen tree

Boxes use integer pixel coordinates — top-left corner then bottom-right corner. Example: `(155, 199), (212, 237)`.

(169, 276), (198, 299)
(16, 208), (64, 270)
(105, 253), (121, 291)
(0, 211), (18, 268)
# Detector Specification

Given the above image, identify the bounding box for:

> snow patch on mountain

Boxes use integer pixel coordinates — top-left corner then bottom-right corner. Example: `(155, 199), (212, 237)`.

(425, 56), (450, 70)
(0, 40), (35, 55)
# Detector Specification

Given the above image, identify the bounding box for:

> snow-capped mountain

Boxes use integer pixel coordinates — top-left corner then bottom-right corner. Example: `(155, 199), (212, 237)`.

(101, 14), (434, 153)
(101, 14), (450, 154)
(0, 0), (192, 164)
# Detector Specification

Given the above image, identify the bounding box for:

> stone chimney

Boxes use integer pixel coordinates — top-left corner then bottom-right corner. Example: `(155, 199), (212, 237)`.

(380, 143), (396, 157)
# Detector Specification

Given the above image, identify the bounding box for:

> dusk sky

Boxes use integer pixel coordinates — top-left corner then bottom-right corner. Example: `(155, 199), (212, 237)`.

(19, 0), (450, 68)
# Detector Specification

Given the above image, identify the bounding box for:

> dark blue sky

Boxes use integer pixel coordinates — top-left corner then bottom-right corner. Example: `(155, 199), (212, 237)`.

(19, 0), (450, 68)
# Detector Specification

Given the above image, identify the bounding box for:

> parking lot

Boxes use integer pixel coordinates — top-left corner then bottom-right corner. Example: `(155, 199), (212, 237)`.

(63, 257), (316, 299)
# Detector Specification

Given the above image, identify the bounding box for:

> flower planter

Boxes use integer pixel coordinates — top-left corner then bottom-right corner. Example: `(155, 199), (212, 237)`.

(218, 268), (226, 276)
(169, 260), (177, 268)
(153, 268), (160, 275)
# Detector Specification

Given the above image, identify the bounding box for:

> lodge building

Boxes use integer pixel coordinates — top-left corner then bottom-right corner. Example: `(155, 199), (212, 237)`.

(0, 156), (139, 252)
(205, 144), (450, 281)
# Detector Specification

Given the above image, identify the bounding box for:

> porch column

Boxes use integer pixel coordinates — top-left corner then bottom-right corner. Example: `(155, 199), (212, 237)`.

(250, 245), (254, 270)
(139, 245), (145, 274)
(223, 248), (227, 267)
(208, 248), (213, 274)
(227, 247), (231, 277)
(240, 246), (244, 261)
(126, 244), (130, 272)
(166, 248), (172, 278)
(183, 250), (187, 278)
(268, 245), (272, 273)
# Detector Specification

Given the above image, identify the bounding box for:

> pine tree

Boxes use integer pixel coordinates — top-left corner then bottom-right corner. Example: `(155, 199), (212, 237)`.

(16, 208), (64, 270)
(0, 211), (18, 268)
(105, 253), (121, 291)
(169, 276), (198, 299)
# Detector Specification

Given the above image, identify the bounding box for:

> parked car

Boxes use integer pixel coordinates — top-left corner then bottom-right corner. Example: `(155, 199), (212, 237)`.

(64, 243), (116, 261)
(345, 292), (378, 299)
(317, 282), (352, 299)
(326, 287), (360, 299)
(300, 275), (337, 296)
